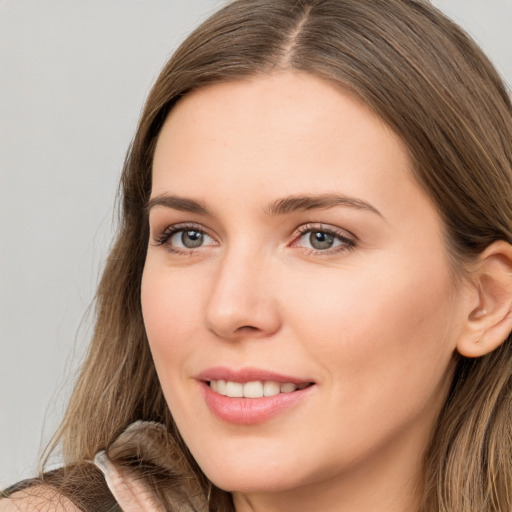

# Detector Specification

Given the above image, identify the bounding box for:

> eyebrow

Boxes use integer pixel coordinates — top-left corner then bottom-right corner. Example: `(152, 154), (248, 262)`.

(146, 193), (383, 218)
(265, 194), (383, 218)
(146, 195), (210, 215)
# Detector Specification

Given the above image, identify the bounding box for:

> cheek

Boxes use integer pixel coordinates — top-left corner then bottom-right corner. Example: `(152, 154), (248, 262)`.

(141, 262), (205, 379)
(284, 251), (459, 406)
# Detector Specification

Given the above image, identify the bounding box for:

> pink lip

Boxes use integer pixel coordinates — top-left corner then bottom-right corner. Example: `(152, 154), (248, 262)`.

(196, 366), (316, 425)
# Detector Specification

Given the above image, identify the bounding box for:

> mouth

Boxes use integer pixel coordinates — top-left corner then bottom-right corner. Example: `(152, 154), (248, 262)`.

(197, 367), (316, 424)
(208, 379), (313, 398)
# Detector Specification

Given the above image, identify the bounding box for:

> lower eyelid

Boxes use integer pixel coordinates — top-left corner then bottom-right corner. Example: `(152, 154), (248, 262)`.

(300, 240), (355, 252)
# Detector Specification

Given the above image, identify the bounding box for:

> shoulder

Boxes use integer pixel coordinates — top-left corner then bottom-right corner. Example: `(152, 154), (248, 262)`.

(0, 486), (80, 511)
(0, 459), (124, 512)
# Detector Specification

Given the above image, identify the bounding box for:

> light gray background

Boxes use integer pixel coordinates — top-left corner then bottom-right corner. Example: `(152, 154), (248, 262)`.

(1, 0), (511, 489)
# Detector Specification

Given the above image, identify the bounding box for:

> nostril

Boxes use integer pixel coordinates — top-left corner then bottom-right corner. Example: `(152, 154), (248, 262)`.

(236, 325), (259, 332)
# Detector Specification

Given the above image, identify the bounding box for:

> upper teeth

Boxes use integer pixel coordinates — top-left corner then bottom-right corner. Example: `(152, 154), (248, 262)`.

(209, 380), (309, 398)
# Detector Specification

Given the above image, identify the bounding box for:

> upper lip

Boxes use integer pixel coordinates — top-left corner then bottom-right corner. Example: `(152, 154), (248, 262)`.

(196, 366), (314, 384)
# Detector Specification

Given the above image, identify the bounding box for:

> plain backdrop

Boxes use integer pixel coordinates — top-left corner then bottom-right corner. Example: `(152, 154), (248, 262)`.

(1, 0), (511, 489)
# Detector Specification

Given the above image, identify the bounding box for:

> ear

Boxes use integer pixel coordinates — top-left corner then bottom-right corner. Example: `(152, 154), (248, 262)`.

(457, 240), (512, 358)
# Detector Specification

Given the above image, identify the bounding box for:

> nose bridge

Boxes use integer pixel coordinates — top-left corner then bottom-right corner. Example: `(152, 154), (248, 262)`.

(204, 240), (280, 340)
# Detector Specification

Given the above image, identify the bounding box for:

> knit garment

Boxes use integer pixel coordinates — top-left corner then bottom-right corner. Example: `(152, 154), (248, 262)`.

(94, 421), (208, 512)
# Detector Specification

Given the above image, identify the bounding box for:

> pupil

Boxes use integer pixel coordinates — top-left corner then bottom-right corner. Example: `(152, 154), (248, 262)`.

(182, 230), (203, 248)
(310, 231), (334, 250)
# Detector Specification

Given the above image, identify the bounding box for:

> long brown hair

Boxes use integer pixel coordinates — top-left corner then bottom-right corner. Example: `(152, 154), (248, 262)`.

(43, 0), (512, 510)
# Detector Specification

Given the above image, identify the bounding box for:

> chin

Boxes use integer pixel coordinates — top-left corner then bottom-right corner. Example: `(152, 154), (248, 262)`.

(190, 441), (320, 494)
(205, 465), (304, 494)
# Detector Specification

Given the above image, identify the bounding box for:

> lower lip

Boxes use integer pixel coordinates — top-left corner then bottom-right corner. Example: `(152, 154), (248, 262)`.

(200, 382), (315, 425)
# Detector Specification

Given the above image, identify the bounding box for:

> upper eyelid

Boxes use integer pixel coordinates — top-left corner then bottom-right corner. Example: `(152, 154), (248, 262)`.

(154, 222), (211, 237)
(293, 223), (357, 241)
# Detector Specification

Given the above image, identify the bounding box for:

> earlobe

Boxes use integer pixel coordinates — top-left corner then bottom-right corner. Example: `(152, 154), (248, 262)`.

(457, 241), (512, 358)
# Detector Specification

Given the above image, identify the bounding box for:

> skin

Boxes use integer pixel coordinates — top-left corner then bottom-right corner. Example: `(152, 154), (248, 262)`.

(141, 71), (473, 512)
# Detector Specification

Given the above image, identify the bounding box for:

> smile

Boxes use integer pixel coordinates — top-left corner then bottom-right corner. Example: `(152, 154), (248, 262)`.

(197, 368), (316, 424)
(209, 379), (311, 398)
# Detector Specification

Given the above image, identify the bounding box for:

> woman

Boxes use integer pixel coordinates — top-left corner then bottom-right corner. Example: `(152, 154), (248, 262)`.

(2, 0), (512, 510)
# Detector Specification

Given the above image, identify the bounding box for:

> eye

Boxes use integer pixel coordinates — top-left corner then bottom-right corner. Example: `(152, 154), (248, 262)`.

(153, 224), (216, 253)
(305, 231), (338, 250)
(292, 224), (356, 254)
(171, 229), (207, 249)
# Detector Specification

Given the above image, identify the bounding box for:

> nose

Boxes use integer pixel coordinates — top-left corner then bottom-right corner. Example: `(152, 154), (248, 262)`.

(204, 249), (281, 341)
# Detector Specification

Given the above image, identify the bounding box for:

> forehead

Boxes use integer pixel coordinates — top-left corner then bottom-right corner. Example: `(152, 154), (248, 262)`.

(151, 71), (428, 224)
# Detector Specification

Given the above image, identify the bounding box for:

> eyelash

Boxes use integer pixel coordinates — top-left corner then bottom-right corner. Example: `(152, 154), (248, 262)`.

(152, 222), (357, 256)
(152, 223), (211, 255)
(293, 223), (356, 255)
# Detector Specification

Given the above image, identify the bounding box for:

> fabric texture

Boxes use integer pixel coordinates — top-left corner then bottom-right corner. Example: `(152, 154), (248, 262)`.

(93, 421), (208, 512)
(94, 451), (167, 512)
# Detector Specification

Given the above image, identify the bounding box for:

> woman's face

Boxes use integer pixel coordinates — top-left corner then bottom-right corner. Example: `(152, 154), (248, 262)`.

(142, 72), (468, 507)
